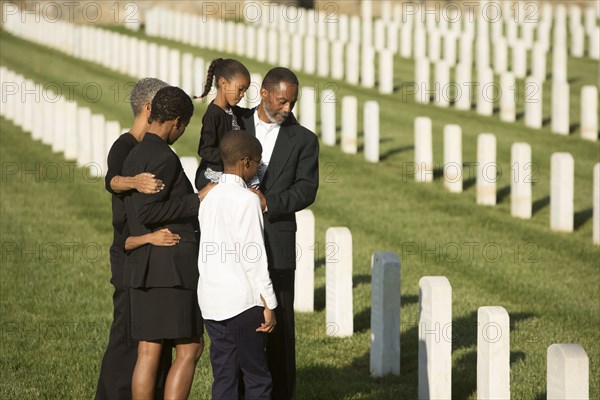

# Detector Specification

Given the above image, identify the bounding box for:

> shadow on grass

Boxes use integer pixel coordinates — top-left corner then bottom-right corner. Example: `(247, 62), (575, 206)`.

(532, 196), (550, 215)
(315, 284), (325, 311)
(497, 185), (511, 204)
(433, 167), (444, 180)
(357, 136), (395, 153)
(574, 208), (593, 230)
(380, 145), (414, 161)
(353, 274), (371, 287)
(542, 117), (551, 127)
(535, 391), (547, 399)
(569, 122), (580, 134)
(297, 350), (407, 400)
(463, 176), (476, 191)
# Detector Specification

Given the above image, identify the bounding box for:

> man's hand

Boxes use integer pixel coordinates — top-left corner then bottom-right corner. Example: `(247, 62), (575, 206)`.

(148, 228), (180, 246)
(134, 172), (164, 194)
(256, 307), (276, 333)
(198, 182), (217, 201)
(249, 188), (267, 211)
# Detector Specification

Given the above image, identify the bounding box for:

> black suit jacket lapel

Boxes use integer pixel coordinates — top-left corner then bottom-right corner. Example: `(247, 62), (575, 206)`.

(242, 109), (257, 137)
(262, 125), (295, 192)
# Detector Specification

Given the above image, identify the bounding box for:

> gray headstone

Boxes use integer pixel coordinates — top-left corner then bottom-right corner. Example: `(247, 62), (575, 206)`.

(370, 252), (400, 377)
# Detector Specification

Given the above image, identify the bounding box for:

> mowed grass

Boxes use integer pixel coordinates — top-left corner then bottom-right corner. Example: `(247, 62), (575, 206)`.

(1, 26), (599, 399)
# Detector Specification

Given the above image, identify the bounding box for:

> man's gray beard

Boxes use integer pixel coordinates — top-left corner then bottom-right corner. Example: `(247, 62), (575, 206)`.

(262, 103), (286, 125)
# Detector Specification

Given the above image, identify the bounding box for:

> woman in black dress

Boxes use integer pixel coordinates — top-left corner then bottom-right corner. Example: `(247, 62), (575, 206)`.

(122, 86), (204, 399)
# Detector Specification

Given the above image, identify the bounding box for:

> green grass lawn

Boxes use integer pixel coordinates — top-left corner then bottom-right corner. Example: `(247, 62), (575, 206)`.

(1, 26), (599, 399)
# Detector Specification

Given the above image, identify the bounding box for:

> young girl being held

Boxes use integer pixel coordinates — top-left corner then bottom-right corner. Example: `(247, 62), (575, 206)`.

(194, 58), (251, 189)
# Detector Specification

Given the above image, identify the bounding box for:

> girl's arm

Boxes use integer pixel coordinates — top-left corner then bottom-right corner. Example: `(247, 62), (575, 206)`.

(124, 229), (181, 251)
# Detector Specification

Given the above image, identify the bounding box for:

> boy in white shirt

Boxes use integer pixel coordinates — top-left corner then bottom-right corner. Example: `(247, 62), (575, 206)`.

(198, 130), (278, 400)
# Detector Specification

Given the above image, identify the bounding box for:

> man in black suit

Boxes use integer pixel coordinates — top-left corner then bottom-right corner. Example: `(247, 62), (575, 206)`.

(240, 67), (320, 400)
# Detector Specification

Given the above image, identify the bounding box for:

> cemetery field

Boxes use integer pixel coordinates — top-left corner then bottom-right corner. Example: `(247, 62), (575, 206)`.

(1, 26), (599, 400)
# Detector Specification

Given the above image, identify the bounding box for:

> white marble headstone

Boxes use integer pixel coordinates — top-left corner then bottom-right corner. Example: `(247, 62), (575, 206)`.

(341, 96), (358, 154)
(418, 276), (452, 400)
(294, 209), (315, 312)
(477, 306), (510, 399)
(477, 133), (497, 206)
(550, 153), (574, 232)
(325, 227), (353, 337)
(547, 344), (589, 399)
(414, 117), (433, 183)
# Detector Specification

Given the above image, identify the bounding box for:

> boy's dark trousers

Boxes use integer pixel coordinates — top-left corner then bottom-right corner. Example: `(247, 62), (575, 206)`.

(205, 306), (272, 400)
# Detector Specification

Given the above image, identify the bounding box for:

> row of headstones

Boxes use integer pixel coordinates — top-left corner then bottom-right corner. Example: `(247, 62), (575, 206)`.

(414, 58), (599, 140)
(236, 1), (600, 62)
(412, 20), (600, 78)
(412, 117), (600, 244)
(0, 66), (116, 177)
(1, 12), (211, 98)
(294, 88), (381, 163)
(144, 6), (395, 93)
(146, 3), (600, 123)
(281, 213), (590, 399)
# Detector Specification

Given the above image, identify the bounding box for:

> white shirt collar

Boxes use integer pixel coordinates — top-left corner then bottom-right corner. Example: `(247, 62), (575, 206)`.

(219, 173), (248, 188)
